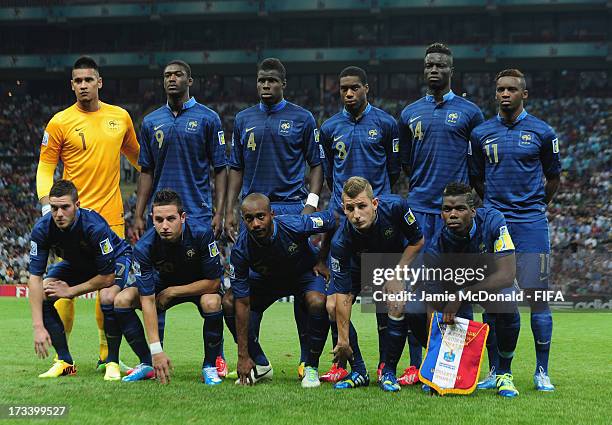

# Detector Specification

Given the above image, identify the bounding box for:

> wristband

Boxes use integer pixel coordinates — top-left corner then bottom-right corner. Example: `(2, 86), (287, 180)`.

(150, 342), (163, 355)
(41, 204), (51, 216)
(306, 193), (319, 208)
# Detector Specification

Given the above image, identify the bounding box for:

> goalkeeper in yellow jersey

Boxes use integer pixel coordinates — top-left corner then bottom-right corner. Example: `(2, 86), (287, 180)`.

(36, 56), (140, 378)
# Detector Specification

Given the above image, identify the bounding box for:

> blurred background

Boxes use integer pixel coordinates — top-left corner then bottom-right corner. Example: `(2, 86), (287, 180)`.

(0, 0), (609, 306)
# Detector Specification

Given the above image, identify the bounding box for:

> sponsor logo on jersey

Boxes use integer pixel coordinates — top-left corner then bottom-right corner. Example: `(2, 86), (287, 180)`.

(494, 225), (515, 253)
(446, 111), (461, 125)
(278, 120), (293, 135)
(311, 216), (324, 228)
(392, 138), (399, 153)
(330, 257), (340, 273)
(208, 241), (219, 257)
(218, 130), (225, 145)
(334, 134), (344, 142)
(552, 137), (559, 153)
(186, 120), (199, 132)
(30, 241), (37, 256)
(409, 115), (421, 124)
(153, 124), (165, 131)
(41, 132), (49, 146)
(99, 238), (114, 255)
(404, 209), (416, 225)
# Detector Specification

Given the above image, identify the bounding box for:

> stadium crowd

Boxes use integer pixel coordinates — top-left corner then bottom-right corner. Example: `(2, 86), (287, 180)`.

(0, 92), (609, 296)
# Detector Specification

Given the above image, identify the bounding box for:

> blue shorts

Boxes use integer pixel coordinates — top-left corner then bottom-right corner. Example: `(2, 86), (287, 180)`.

(413, 211), (444, 242)
(507, 219), (550, 289)
(327, 266), (361, 297)
(248, 271), (326, 312)
(46, 253), (131, 289)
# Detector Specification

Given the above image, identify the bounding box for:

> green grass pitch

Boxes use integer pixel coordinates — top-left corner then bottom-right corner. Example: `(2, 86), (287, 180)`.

(0, 298), (610, 425)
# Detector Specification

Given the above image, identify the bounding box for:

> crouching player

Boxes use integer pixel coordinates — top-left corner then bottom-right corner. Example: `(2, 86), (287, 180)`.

(28, 180), (131, 380)
(331, 177), (424, 392)
(114, 189), (223, 385)
(421, 182), (521, 397)
(231, 194), (334, 388)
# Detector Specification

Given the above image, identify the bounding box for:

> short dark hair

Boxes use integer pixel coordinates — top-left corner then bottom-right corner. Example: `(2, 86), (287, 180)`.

(495, 68), (526, 89)
(73, 56), (99, 73)
(152, 189), (184, 214)
(49, 179), (78, 202)
(339, 66), (368, 85)
(425, 42), (452, 57)
(257, 58), (286, 81)
(164, 60), (192, 78)
(443, 182), (475, 208)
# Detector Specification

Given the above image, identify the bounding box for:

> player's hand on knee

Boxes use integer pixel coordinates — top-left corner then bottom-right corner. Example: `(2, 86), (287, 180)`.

(312, 260), (330, 281)
(156, 288), (176, 310)
(33, 327), (52, 359)
(43, 280), (73, 299)
(237, 356), (256, 386)
(211, 213), (223, 239)
(153, 352), (172, 384)
(332, 342), (353, 365)
(134, 216), (146, 240)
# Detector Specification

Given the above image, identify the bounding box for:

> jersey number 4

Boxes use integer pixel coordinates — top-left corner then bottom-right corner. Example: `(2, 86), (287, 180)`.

(409, 121), (423, 141)
(247, 132), (257, 151)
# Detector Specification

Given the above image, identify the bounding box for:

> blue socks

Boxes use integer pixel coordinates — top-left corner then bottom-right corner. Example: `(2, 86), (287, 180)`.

(348, 321), (367, 376)
(101, 303), (122, 364)
(407, 332), (422, 368)
(375, 312), (388, 368)
(294, 301), (309, 364)
(482, 312), (499, 372)
(115, 307), (151, 365)
(495, 312), (521, 374)
(202, 310), (224, 368)
(305, 312), (329, 369)
(248, 310), (269, 366)
(382, 315), (407, 376)
(43, 300), (73, 364)
(531, 310), (553, 374)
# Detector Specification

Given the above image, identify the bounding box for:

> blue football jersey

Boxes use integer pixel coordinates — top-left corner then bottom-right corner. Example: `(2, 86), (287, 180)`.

(229, 100), (322, 201)
(426, 208), (515, 257)
(139, 97), (228, 221)
(320, 104), (400, 212)
(229, 210), (335, 299)
(399, 91), (484, 214)
(330, 195), (423, 294)
(133, 219), (223, 296)
(468, 110), (561, 222)
(29, 209), (131, 276)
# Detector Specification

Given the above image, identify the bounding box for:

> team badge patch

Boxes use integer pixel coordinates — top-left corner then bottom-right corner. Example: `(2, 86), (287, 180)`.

(186, 248), (196, 258)
(319, 144), (326, 159)
(218, 130), (225, 145)
(392, 138), (399, 153)
(30, 241), (37, 256)
(446, 111), (461, 125)
(384, 228), (394, 239)
(208, 241), (219, 257)
(99, 238), (114, 255)
(278, 120), (293, 135)
(107, 120), (119, 131)
(186, 120), (199, 132)
(552, 137), (559, 153)
(404, 208), (416, 225)
(519, 131), (533, 146)
(228, 263), (235, 279)
(494, 225), (515, 253)
(368, 129), (379, 139)
(288, 243), (298, 254)
(311, 216), (324, 228)
(314, 128), (320, 143)
(133, 260), (141, 276)
(330, 257), (340, 273)
(41, 132), (49, 146)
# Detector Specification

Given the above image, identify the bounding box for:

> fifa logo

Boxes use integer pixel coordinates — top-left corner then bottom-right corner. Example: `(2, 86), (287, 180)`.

(368, 129), (378, 138)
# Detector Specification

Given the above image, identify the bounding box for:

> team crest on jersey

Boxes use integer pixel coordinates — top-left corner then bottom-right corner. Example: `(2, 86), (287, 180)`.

(133, 260), (141, 276)
(311, 216), (324, 228)
(404, 209), (416, 225)
(494, 226), (515, 253)
(218, 130), (226, 145)
(519, 131), (533, 146)
(208, 241), (219, 258)
(384, 228), (394, 239)
(314, 128), (320, 143)
(107, 120), (119, 131)
(228, 263), (235, 279)
(552, 137), (559, 154)
(330, 257), (340, 273)
(278, 120), (293, 135)
(479, 242), (486, 254)
(186, 248), (196, 258)
(30, 241), (37, 256)
(99, 238), (114, 255)
(186, 120), (199, 133)
(446, 111), (461, 125)
(392, 138), (399, 153)
(288, 243), (298, 254)
(368, 129), (379, 139)
(41, 132), (49, 146)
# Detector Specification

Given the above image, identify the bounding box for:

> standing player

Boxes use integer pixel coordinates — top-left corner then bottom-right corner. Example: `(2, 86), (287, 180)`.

(319, 66), (400, 382)
(224, 58), (324, 377)
(132, 60), (228, 376)
(28, 180), (132, 380)
(420, 182), (521, 397)
(331, 177), (423, 391)
(36, 56), (140, 373)
(231, 194), (334, 388)
(469, 69), (561, 391)
(397, 43), (484, 381)
(114, 190), (224, 385)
